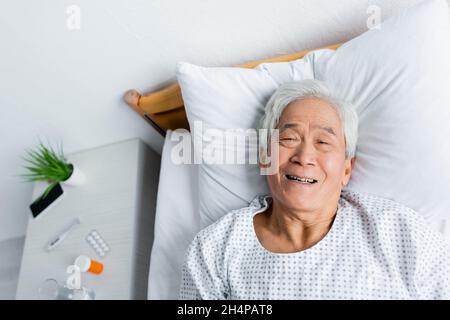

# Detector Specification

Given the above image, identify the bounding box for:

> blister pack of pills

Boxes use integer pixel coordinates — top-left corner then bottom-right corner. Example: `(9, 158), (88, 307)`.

(85, 229), (110, 258)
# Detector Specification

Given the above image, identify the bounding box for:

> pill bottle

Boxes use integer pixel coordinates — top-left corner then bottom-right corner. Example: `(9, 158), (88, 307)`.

(74, 255), (103, 274)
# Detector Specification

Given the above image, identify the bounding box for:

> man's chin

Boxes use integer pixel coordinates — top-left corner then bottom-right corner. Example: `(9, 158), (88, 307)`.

(283, 185), (318, 200)
(279, 193), (318, 211)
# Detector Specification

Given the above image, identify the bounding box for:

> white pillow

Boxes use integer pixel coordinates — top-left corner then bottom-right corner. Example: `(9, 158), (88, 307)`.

(177, 53), (321, 228)
(315, 0), (450, 226)
(177, 0), (450, 228)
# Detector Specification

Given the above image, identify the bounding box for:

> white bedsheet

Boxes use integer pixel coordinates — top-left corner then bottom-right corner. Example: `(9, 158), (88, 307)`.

(147, 130), (201, 299)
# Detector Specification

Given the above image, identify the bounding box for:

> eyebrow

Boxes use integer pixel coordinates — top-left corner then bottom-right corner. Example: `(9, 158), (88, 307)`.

(279, 123), (336, 136)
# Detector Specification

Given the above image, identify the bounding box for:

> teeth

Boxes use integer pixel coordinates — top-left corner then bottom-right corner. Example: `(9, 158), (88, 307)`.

(286, 175), (316, 183)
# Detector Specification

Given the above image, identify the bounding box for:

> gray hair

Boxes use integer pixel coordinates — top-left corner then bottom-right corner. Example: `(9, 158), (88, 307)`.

(259, 79), (358, 159)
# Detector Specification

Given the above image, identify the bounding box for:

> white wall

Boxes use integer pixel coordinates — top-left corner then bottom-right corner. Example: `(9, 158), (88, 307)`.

(0, 0), (429, 241)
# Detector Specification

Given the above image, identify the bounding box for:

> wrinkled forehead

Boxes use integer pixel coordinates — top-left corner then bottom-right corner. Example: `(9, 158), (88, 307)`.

(278, 98), (343, 135)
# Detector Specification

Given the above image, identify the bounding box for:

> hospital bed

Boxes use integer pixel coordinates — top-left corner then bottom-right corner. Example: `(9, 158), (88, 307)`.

(123, 43), (341, 299)
(124, 31), (450, 299)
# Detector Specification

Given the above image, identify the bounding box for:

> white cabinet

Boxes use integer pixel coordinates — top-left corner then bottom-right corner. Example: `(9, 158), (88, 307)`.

(16, 138), (160, 299)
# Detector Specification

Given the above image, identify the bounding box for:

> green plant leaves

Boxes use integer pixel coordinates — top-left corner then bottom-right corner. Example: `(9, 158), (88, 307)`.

(20, 141), (73, 199)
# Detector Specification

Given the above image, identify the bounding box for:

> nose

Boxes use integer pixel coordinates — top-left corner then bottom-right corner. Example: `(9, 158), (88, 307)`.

(289, 140), (316, 166)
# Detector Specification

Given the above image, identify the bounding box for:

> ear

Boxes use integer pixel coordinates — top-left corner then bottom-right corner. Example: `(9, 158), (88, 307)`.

(341, 156), (355, 187)
(258, 144), (271, 169)
(258, 146), (266, 168)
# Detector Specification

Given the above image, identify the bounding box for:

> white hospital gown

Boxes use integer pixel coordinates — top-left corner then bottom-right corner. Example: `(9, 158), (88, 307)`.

(179, 189), (450, 299)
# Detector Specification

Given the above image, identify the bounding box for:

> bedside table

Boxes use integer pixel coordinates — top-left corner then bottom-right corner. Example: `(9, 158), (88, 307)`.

(16, 138), (160, 300)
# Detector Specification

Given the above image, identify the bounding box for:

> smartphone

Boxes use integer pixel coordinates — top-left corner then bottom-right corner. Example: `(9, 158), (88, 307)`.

(30, 183), (64, 219)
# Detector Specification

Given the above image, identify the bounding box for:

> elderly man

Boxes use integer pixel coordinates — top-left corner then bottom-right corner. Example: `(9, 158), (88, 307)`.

(179, 79), (450, 299)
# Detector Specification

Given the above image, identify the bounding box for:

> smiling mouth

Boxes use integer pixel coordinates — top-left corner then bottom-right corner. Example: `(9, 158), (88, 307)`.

(285, 174), (318, 184)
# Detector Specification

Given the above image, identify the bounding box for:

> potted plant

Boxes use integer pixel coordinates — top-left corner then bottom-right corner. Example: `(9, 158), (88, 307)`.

(21, 141), (85, 199)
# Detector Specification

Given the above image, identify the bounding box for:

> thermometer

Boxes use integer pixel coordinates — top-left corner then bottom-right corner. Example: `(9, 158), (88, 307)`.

(46, 218), (80, 251)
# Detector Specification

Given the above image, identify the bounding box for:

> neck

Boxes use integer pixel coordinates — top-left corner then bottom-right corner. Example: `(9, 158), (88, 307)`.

(265, 199), (338, 252)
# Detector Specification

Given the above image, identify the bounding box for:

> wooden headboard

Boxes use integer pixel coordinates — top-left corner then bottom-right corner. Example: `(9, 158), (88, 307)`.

(123, 43), (341, 137)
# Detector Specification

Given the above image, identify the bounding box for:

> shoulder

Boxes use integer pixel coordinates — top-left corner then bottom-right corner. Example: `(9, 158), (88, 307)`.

(341, 189), (450, 253)
(341, 188), (422, 224)
(341, 189), (417, 214)
(339, 191), (450, 297)
(187, 195), (267, 254)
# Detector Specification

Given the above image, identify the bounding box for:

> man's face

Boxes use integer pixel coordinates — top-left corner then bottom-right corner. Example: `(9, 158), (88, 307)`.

(265, 97), (353, 213)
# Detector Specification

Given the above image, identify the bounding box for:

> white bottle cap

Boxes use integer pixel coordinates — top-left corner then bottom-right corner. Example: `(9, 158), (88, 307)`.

(74, 255), (91, 272)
